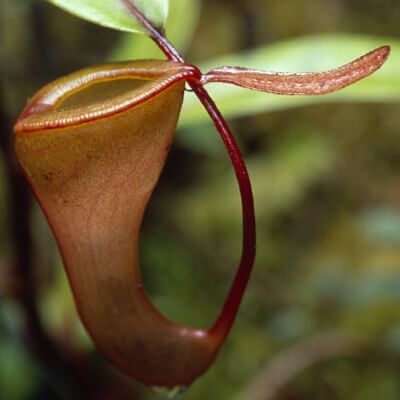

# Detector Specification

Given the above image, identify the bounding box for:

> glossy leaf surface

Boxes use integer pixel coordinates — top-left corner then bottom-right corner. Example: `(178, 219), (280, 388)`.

(47, 0), (169, 33)
(110, 0), (202, 60)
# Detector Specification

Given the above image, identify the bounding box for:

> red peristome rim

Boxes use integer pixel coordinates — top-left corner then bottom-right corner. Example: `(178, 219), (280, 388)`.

(14, 60), (200, 134)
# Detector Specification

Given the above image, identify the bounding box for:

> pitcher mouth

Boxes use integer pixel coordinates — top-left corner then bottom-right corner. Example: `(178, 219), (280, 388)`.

(14, 60), (200, 134)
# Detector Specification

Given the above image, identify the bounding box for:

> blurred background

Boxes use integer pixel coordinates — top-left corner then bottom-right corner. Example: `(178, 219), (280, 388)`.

(1, 0), (400, 399)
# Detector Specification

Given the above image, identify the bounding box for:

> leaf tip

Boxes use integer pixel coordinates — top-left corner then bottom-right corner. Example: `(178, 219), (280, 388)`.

(375, 45), (391, 66)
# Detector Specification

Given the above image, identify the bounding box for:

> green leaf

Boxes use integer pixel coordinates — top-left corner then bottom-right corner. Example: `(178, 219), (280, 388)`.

(47, 0), (168, 34)
(180, 34), (400, 127)
(131, 0), (168, 29)
(110, 0), (201, 60)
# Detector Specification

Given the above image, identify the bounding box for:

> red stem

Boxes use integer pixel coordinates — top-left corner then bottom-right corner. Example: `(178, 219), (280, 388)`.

(121, 0), (256, 341)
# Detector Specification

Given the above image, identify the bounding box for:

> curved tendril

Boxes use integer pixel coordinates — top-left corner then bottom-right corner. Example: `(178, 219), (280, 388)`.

(120, 0), (258, 345)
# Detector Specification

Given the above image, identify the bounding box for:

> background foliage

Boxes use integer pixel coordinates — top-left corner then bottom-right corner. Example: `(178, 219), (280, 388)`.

(0, 0), (400, 399)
